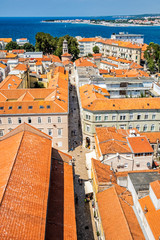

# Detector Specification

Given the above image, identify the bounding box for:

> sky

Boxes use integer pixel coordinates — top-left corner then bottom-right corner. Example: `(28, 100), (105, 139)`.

(0, 0), (160, 17)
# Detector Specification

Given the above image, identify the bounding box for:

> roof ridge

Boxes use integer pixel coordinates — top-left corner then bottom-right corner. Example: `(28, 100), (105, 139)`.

(113, 186), (134, 239)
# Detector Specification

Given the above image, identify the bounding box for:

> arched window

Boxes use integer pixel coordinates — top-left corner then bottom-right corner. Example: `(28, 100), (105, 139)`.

(136, 125), (140, 131)
(143, 124), (147, 132)
(151, 124), (155, 131)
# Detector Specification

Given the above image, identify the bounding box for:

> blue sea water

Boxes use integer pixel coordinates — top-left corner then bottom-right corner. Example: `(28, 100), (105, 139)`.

(0, 17), (160, 45)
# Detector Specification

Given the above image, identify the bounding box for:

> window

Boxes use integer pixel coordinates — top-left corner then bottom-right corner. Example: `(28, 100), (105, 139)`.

(58, 128), (62, 136)
(144, 114), (148, 120)
(8, 106), (12, 110)
(28, 117), (31, 124)
(48, 128), (53, 136)
(48, 117), (51, 123)
(0, 129), (3, 136)
(18, 106), (22, 109)
(143, 124), (147, 132)
(104, 115), (108, 121)
(58, 117), (61, 123)
(0, 107), (4, 110)
(47, 105), (50, 109)
(112, 115), (116, 121)
(0, 118), (2, 124)
(86, 114), (91, 120)
(39, 105), (44, 109)
(86, 125), (90, 132)
(38, 117), (42, 124)
(120, 125), (125, 129)
(120, 115), (126, 120)
(151, 124), (155, 131)
(8, 118), (12, 124)
(128, 125), (132, 129)
(28, 106), (33, 109)
(18, 118), (22, 124)
(130, 114), (133, 120)
(137, 114), (141, 120)
(124, 163), (128, 168)
(136, 125), (140, 131)
(152, 114), (156, 120)
(95, 115), (101, 121)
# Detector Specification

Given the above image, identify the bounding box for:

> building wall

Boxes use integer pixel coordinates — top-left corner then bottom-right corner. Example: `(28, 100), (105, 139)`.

(79, 40), (141, 64)
(101, 153), (153, 172)
(0, 114), (68, 151)
(149, 185), (160, 210)
(81, 109), (160, 149)
(128, 176), (155, 240)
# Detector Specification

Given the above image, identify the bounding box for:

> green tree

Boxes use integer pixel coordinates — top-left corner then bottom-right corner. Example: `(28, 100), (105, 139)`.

(35, 32), (57, 54)
(144, 42), (160, 73)
(93, 46), (100, 54)
(35, 33), (80, 60)
(5, 41), (21, 50)
(23, 43), (35, 52)
(55, 35), (80, 61)
(34, 81), (45, 88)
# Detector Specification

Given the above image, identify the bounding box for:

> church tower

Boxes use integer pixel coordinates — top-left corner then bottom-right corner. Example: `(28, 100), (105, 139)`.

(61, 39), (72, 62)
(63, 39), (68, 54)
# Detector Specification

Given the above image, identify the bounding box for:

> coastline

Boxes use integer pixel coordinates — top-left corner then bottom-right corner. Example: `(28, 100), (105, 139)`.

(41, 21), (160, 27)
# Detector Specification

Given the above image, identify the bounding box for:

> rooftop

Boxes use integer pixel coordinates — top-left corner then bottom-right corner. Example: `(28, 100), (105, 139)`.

(128, 172), (160, 193)
(80, 92), (160, 111)
(0, 123), (52, 239)
(0, 75), (23, 90)
(45, 150), (77, 240)
(92, 158), (145, 239)
(95, 127), (153, 155)
(139, 195), (160, 239)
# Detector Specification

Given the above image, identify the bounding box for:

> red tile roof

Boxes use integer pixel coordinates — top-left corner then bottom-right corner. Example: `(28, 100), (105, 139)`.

(142, 132), (160, 144)
(139, 195), (160, 239)
(128, 136), (153, 154)
(92, 159), (145, 239)
(0, 75), (23, 90)
(14, 63), (28, 71)
(150, 180), (160, 199)
(45, 158), (77, 240)
(75, 57), (97, 68)
(95, 127), (153, 155)
(80, 93), (160, 111)
(0, 123), (52, 239)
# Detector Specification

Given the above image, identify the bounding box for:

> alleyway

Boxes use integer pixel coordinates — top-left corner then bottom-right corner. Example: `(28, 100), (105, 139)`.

(68, 76), (94, 240)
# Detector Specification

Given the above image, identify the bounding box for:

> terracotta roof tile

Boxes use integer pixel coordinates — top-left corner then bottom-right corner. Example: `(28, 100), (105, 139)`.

(80, 95), (160, 111)
(14, 63), (28, 71)
(75, 57), (97, 68)
(128, 136), (154, 153)
(150, 180), (160, 199)
(97, 187), (133, 240)
(139, 195), (160, 239)
(142, 132), (160, 144)
(0, 75), (23, 90)
(0, 123), (52, 239)
(0, 63), (7, 69)
(45, 158), (77, 240)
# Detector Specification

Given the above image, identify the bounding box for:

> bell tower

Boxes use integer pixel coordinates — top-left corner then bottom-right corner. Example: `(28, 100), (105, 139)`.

(63, 39), (68, 54)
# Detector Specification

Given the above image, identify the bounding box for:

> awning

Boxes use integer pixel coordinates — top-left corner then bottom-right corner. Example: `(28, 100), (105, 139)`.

(84, 181), (93, 195)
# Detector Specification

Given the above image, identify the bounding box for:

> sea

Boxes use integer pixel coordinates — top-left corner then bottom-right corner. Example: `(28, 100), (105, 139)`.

(0, 17), (160, 45)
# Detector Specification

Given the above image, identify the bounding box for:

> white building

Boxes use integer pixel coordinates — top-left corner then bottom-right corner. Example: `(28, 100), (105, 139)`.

(16, 38), (29, 46)
(111, 32), (144, 44)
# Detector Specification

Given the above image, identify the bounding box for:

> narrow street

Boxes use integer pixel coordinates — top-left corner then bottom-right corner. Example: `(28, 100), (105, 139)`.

(68, 75), (94, 240)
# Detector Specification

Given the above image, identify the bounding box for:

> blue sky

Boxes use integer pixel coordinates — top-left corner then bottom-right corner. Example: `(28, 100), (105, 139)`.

(0, 0), (160, 17)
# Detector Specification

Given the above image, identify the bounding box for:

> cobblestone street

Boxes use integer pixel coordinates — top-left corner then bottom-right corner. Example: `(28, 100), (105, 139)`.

(68, 75), (94, 240)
